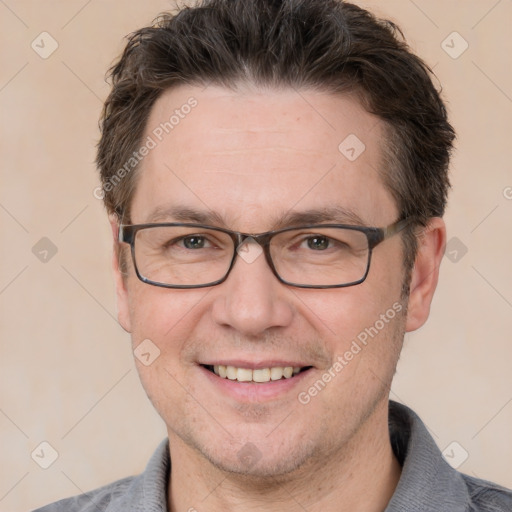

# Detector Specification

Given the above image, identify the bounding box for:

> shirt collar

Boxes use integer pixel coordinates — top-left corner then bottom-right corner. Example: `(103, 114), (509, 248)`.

(385, 400), (470, 512)
(105, 438), (170, 512)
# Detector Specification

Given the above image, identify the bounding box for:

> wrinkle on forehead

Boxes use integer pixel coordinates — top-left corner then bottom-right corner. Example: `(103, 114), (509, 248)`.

(198, 145), (328, 163)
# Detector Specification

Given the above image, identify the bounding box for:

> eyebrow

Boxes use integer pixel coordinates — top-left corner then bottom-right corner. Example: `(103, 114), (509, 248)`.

(277, 207), (367, 228)
(143, 205), (368, 229)
(145, 205), (225, 225)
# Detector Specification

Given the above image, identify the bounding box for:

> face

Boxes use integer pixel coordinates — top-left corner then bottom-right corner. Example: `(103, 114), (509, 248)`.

(113, 85), (434, 478)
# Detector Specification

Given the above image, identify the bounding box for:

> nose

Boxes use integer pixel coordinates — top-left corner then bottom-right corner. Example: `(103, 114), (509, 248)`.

(210, 239), (294, 337)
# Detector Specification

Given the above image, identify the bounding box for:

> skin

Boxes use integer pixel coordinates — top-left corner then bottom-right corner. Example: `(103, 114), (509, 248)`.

(111, 84), (446, 512)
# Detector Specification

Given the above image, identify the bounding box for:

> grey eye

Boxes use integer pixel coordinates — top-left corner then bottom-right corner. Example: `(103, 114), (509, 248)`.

(182, 236), (206, 249)
(306, 236), (330, 250)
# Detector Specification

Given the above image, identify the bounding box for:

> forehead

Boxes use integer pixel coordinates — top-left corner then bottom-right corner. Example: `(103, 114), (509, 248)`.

(130, 84), (397, 228)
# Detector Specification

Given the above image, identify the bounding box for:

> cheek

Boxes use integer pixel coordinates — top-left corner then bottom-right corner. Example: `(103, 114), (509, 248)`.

(125, 284), (219, 408)
(127, 284), (204, 339)
(126, 285), (210, 410)
(294, 281), (399, 344)
(291, 264), (405, 387)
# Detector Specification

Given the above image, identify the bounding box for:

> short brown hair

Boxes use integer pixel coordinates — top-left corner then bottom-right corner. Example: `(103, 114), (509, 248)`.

(97, 0), (455, 279)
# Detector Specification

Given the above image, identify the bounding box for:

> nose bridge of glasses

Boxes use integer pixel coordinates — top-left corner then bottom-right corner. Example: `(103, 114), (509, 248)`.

(232, 231), (273, 253)
(229, 232), (279, 278)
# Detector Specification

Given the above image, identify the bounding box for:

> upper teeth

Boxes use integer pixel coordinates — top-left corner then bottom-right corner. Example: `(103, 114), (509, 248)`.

(213, 365), (302, 383)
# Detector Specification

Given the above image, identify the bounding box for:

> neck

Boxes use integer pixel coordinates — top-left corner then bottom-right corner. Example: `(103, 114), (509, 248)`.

(168, 399), (401, 512)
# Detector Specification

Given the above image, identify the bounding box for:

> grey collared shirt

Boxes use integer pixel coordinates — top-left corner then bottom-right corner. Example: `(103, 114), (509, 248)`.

(33, 401), (512, 512)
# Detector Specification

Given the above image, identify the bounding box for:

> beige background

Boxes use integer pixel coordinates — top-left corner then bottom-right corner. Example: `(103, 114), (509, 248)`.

(1, 1), (511, 510)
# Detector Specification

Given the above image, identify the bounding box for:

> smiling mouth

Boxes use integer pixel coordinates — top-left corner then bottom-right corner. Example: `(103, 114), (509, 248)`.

(202, 364), (313, 383)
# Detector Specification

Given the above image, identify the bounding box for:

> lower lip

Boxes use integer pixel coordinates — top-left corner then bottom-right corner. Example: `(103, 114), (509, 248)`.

(198, 365), (313, 402)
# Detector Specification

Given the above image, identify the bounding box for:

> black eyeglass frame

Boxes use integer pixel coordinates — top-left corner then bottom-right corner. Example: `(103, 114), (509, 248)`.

(118, 217), (414, 289)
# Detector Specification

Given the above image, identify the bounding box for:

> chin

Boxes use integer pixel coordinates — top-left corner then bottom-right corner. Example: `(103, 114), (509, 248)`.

(174, 420), (320, 480)
(199, 440), (317, 480)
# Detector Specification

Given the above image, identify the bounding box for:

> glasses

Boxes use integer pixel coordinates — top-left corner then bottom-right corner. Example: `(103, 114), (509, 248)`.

(118, 218), (413, 289)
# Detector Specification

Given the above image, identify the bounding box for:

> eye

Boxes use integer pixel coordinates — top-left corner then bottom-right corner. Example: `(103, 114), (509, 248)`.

(305, 235), (331, 250)
(181, 235), (209, 249)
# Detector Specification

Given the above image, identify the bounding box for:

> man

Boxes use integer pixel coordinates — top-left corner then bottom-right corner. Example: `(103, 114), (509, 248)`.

(35, 0), (512, 511)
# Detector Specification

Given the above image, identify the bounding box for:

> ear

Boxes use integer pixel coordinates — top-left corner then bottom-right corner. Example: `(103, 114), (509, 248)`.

(405, 217), (446, 332)
(110, 217), (132, 333)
